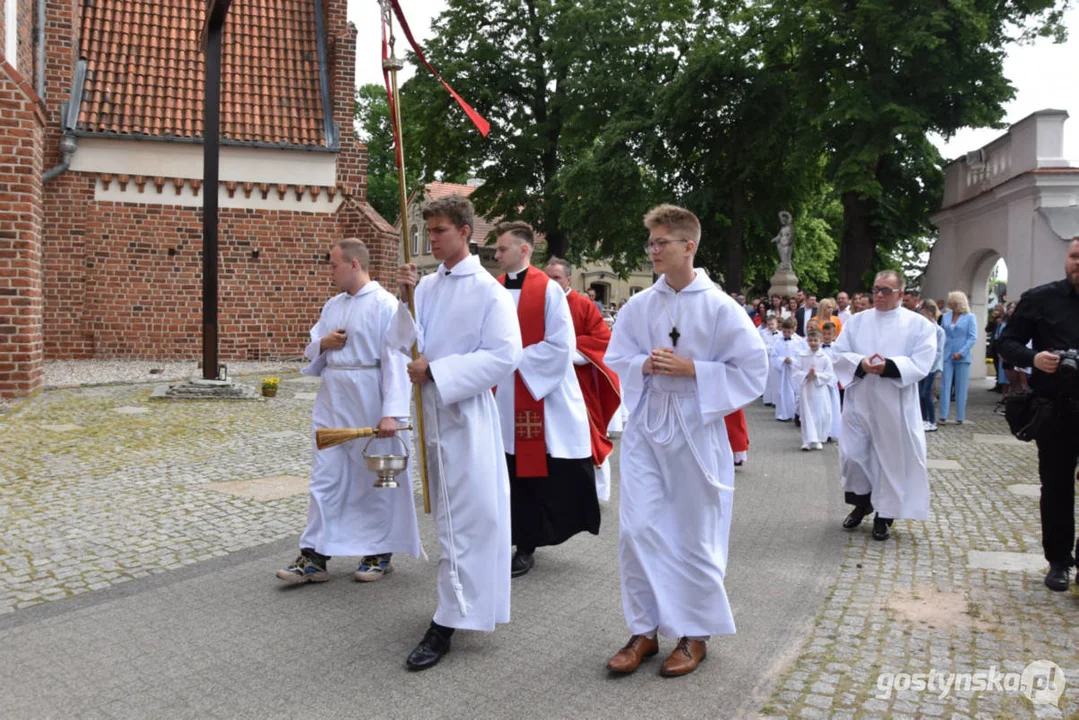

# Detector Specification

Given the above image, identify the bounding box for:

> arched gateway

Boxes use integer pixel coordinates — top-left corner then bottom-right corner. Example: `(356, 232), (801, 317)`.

(924, 110), (1079, 377)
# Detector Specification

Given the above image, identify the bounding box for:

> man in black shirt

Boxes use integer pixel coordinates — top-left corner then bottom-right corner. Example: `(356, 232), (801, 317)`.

(997, 237), (1079, 592)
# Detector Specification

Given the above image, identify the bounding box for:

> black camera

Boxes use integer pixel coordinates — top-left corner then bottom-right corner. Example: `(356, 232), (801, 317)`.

(1052, 349), (1079, 375)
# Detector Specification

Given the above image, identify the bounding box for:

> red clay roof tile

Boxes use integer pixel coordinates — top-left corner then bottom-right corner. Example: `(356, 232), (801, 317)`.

(77, 0), (327, 147)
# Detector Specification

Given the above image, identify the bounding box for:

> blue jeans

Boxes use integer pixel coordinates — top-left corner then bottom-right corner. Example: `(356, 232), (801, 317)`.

(940, 360), (971, 422)
(919, 371), (939, 424)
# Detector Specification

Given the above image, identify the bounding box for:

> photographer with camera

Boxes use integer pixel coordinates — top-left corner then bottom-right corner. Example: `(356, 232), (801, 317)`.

(997, 237), (1079, 592)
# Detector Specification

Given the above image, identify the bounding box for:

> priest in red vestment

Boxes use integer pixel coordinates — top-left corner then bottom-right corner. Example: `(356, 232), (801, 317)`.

(493, 224), (600, 579)
(545, 258), (623, 501)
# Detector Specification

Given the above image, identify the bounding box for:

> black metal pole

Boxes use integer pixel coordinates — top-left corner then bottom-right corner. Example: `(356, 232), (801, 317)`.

(202, 10), (224, 380)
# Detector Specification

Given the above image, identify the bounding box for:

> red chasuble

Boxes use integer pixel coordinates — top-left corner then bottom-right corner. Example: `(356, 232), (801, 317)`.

(564, 289), (622, 467)
(497, 269), (549, 477)
(724, 409), (749, 454)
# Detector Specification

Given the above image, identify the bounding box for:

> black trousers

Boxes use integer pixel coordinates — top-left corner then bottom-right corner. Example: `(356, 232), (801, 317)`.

(1034, 405), (1079, 566)
(843, 492), (893, 524)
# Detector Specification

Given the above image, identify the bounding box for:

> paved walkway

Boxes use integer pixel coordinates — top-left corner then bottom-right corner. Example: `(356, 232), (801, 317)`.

(0, 372), (1075, 718)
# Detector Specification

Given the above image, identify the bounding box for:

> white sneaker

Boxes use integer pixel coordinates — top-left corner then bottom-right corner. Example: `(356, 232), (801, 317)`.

(801, 444), (811, 451)
(922, 422), (931, 431)
(813, 442), (824, 450)
(926, 423), (938, 432)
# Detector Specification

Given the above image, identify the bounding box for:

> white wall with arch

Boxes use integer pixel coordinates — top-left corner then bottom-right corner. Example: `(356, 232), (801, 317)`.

(925, 110), (1079, 378)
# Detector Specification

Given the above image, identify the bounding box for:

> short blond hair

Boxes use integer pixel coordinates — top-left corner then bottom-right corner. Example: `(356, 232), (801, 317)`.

(921, 298), (940, 320)
(643, 204), (701, 245)
(335, 238), (369, 270)
(947, 290), (970, 315)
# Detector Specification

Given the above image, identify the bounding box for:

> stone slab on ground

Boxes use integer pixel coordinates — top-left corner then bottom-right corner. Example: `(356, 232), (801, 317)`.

(968, 550), (1050, 573)
(972, 432), (1025, 446)
(927, 458), (962, 470)
(111, 406), (150, 415)
(202, 475), (309, 501)
(38, 423), (84, 433)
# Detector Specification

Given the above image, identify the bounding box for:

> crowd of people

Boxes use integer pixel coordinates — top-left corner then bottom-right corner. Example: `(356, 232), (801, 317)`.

(274, 193), (1079, 676)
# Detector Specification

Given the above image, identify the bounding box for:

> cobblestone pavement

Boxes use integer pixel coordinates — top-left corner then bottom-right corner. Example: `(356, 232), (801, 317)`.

(0, 373), (318, 613)
(759, 380), (1079, 719)
(2, 369), (1077, 718)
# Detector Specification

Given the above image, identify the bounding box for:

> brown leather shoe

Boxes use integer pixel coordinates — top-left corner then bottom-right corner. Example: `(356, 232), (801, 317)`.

(606, 634), (659, 673)
(660, 638), (706, 677)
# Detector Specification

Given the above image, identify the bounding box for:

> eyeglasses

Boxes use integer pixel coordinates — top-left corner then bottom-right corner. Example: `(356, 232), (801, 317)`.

(872, 286), (898, 296)
(645, 238), (687, 254)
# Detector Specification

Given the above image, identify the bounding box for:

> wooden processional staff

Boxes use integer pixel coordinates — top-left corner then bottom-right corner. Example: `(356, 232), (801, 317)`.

(375, 1), (491, 515)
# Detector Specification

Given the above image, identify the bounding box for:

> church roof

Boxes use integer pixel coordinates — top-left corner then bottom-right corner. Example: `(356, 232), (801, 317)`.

(75, 0), (332, 149)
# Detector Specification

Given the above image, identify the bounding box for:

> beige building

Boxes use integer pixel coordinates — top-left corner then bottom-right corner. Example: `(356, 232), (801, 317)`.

(400, 181), (652, 304)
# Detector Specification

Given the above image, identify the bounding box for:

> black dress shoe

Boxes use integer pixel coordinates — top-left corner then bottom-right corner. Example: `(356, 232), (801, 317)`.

(1044, 562), (1072, 592)
(842, 505), (872, 530)
(872, 516), (891, 541)
(511, 551), (534, 578)
(406, 628), (451, 671)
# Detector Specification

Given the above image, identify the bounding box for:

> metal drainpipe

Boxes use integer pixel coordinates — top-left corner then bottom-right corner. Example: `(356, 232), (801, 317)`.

(43, 134), (77, 183)
(36, 0), (45, 98)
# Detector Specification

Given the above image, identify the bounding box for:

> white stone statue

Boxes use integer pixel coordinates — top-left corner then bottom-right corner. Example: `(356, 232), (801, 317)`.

(771, 211), (794, 272)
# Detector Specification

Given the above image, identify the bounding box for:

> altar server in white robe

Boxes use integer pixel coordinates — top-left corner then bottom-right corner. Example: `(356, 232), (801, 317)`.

(604, 204), (768, 678)
(492, 222), (598, 579)
(394, 195), (523, 672)
(770, 317), (805, 421)
(275, 238), (418, 586)
(792, 328), (835, 451)
(833, 270), (937, 542)
(760, 316), (781, 406)
(819, 321), (843, 440)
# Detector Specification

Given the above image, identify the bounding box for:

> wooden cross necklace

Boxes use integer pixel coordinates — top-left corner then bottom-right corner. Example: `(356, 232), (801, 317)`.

(665, 294), (688, 347)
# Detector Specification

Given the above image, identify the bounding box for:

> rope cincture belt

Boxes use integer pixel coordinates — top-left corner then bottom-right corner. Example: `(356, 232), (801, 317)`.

(325, 362), (382, 370)
(642, 389), (735, 494)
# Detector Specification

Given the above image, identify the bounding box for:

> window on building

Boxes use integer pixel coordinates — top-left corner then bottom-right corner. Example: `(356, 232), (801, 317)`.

(424, 228), (431, 254)
(410, 225), (419, 257)
(630, 286), (643, 296)
(5, 0), (17, 67)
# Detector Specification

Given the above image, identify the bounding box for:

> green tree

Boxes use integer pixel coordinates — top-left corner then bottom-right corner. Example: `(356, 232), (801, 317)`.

(774, 0), (1069, 291)
(355, 83), (409, 223)
(649, 6), (831, 293)
(401, 0), (696, 260)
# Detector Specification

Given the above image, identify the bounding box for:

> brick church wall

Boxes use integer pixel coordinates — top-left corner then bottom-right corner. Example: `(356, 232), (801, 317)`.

(41, 176), (396, 361)
(2, 1), (400, 396)
(0, 60), (46, 397)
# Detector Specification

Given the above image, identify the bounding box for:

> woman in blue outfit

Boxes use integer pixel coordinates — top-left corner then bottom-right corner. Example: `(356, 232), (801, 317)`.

(939, 291), (979, 424)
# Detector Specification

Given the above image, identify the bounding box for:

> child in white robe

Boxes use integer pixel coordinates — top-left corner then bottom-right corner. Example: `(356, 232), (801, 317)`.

(819, 322), (843, 441)
(760, 316), (781, 406)
(770, 317), (804, 422)
(793, 329), (835, 450)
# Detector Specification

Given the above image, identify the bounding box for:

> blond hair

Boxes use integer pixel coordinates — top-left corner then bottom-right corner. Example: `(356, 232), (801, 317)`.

(335, 238), (369, 270)
(921, 298), (940, 320)
(818, 298), (836, 317)
(947, 290), (970, 315)
(643, 204), (701, 245)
